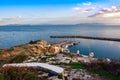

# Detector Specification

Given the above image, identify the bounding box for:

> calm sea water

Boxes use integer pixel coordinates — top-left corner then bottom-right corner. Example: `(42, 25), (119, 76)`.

(0, 24), (120, 59)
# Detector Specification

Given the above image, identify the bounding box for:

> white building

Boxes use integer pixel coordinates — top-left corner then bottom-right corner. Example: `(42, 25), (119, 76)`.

(89, 52), (94, 58)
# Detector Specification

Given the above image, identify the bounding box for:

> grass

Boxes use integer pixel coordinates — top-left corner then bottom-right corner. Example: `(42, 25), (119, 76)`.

(65, 62), (120, 80)
(0, 60), (7, 66)
(65, 62), (86, 69)
(46, 54), (55, 58)
(0, 74), (4, 80)
(90, 68), (120, 80)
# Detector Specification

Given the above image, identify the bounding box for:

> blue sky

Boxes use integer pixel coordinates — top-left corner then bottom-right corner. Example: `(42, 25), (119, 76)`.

(0, 0), (104, 5)
(0, 0), (120, 25)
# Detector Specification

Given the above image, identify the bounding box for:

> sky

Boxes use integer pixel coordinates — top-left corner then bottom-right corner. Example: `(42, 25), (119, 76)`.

(0, 0), (120, 25)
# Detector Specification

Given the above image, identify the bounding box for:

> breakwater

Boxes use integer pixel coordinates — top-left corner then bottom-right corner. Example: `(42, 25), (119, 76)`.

(50, 36), (120, 42)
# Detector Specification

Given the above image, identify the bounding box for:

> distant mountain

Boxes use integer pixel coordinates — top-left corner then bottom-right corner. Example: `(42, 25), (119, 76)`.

(0, 23), (120, 27)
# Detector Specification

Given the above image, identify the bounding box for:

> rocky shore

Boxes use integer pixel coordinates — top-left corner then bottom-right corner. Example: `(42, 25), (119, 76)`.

(0, 40), (63, 60)
(0, 40), (120, 80)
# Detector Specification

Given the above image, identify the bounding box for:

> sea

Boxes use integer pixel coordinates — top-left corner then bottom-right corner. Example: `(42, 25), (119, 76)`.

(0, 24), (120, 59)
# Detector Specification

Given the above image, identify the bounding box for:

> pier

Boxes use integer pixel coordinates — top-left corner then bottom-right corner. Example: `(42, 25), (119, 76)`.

(50, 36), (120, 42)
(51, 40), (80, 53)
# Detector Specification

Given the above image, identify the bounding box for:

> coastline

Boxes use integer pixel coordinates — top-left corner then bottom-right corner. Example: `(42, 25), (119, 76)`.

(0, 40), (120, 80)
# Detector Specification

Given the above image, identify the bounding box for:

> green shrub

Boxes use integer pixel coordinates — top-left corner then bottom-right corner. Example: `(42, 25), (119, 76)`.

(65, 62), (85, 69)
(0, 60), (7, 66)
(9, 53), (28, 63)
(1, 67), (42, 80)
(29, 40), (36, 44)
(0, 74), (4, 80)
(58, 74), (63, 79)
(90, 68), (120, 80)
(87, 61), (120, 80)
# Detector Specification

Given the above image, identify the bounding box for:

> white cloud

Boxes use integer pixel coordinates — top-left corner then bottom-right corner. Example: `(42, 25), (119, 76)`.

(72, 7), (80, 11)
(0, 16), (24, 25)
(83, 2), (92, 6)
(1, 5), (120, 25)
(90, 6), (120, 18)
(73, 2), (95, 13)
(0, 16), (120, 25)
(73, 7), (95, 13)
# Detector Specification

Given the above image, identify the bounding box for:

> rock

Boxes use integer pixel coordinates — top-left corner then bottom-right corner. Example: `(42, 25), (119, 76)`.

(0, 40), (63, 60)
(41, 73), (49, 77)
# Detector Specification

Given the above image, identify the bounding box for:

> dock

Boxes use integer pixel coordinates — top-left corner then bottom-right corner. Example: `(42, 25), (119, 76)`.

(51, 40), (80, 47)
(51, 40), (80, 53)
(50, 36), (120, 42)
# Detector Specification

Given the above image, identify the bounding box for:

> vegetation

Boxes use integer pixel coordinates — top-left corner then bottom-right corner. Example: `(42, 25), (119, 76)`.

(86, 61), (120, 80)
(58, 74), (63, 79)
(64, 61), (120, 80)
(0, 60), (7, 66)
(29, 40), (36, 44)
(0, 74), (4, 80)
(1, 67), (44, 80)
(46, 54), (56, 58)
(8, 53), (28, 63)
(65, 62), (85, 69)
(90, 68), (120, 80)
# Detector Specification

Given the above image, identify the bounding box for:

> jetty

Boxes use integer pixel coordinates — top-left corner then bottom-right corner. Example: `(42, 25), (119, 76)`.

(51, 40), (80, 47)
(50, 36), (120, 42)
(51, 40), (80, 53)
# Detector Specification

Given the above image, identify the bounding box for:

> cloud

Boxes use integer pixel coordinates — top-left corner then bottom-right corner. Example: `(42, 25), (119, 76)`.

(0, 16), (23, 25)
(73, 7), (95, 13)
(89, 6), (120, 18)
(72, 7), (80, 11)
(73, 2), (95, 13)
(0, 16), (120, 25)
(0, 16), (22, 21)
(83, 2), (92, 6)
(90, 12), (120, 18)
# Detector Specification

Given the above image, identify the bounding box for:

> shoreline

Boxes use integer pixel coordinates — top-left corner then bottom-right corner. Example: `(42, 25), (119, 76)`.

(0, 39), (119, 61)
(0, 40), (120, 80)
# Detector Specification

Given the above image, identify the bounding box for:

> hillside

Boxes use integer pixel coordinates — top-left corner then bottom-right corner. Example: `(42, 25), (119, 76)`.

(0, 40), (62, 61)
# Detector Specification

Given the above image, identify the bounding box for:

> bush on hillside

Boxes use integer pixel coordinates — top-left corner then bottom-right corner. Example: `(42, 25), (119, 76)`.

(1, 67), (42, 80)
